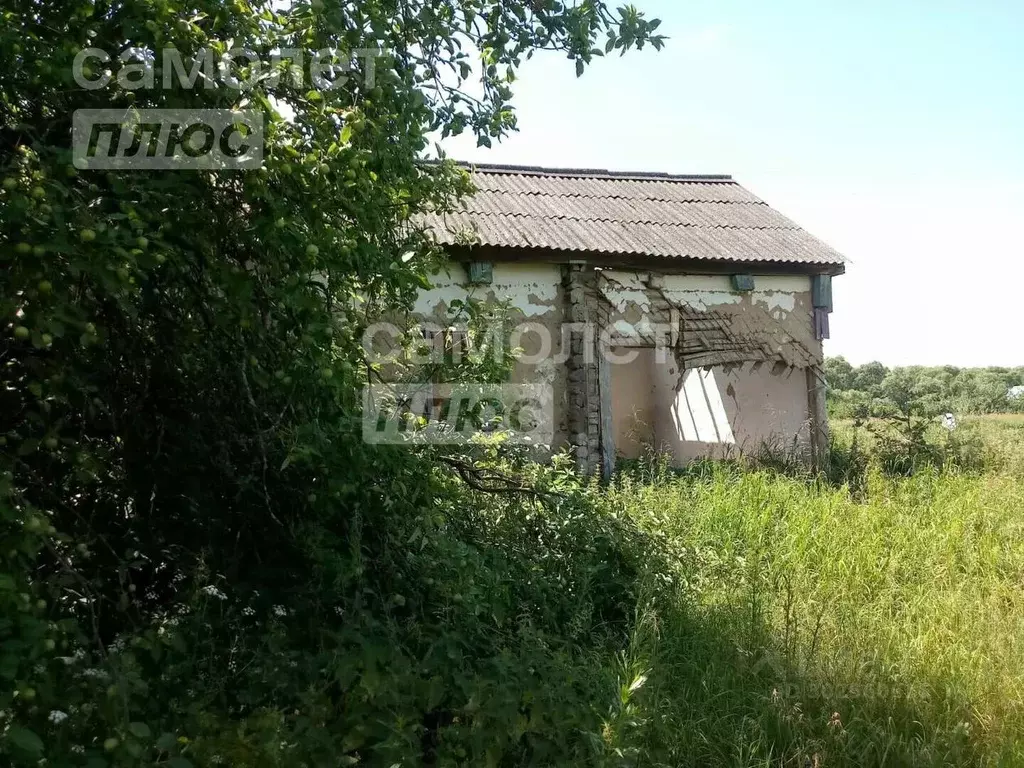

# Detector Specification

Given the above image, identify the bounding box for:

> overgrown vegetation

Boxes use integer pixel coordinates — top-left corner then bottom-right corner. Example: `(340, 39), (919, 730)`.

(4, 1), (1024, 766)
(1, 0), (669, 764)
(825, 356), (1024, 419)
(608, 422), (1024, 766)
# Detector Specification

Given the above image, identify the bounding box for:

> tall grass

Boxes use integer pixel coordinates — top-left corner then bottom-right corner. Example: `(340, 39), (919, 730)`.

(601, 419), (1024, 766)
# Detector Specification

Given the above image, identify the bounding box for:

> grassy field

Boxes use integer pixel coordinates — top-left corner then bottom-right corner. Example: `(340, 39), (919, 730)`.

(602, 415), (1024, 766)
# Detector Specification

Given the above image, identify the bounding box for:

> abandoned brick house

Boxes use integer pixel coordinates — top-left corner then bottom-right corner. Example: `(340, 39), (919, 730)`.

(417, 163), (846, 475)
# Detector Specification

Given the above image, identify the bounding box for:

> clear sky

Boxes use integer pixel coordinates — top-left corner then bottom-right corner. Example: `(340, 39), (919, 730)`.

(443, 0), (1024, 367)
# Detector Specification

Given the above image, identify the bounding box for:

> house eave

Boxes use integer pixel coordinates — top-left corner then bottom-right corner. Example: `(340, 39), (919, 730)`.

(442, 244), (847, 277)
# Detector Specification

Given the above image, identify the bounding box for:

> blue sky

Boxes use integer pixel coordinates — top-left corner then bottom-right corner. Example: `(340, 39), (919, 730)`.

(445, 0), (1024, 367)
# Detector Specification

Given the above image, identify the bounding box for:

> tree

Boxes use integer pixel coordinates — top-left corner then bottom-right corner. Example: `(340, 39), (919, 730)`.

(824, 355), (854, 391)
(826, 358), (1024, 417)
(851, 360), (888, 395)
(1, 1), (663, 764)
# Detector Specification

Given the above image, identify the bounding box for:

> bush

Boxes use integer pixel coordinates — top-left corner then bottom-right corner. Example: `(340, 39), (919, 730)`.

(0, 0), (668, 764)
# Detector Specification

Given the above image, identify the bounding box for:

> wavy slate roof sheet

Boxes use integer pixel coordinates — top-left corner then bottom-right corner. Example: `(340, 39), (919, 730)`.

(425, 164), (846, 267)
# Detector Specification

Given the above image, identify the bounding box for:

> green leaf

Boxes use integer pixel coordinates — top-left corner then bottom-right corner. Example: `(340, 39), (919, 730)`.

(167, 758), (194, 768)
(17, 438), (39, 456)
(155, 732), (177, 752)
(575, 59), (585, 77)
(128, 721), (151, 739)
(7, 725), (44, 757)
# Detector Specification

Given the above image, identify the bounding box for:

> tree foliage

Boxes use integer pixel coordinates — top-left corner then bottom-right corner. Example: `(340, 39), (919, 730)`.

(826, 356), (1024, 419)
(0, 1), (665, 764)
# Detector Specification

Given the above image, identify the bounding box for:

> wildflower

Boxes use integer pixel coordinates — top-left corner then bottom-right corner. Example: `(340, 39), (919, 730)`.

(48, 710), (69, 724)
(272, 605), (287, 617)
(242, 606), (255, 617)
(201, 585), (227, 601)
(71, 745), (85, 754)
(828, 712), (843, 730)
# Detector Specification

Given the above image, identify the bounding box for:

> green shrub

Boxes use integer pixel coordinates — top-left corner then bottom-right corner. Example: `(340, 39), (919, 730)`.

(0, 0), (666, 765)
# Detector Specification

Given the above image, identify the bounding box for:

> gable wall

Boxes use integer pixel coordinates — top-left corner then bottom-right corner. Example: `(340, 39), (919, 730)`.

(408, 260), (824, 468)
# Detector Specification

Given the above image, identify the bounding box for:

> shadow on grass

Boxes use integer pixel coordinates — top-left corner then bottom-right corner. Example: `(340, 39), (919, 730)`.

(566, 459), (1010, 766)
(629, 596), (996, 767)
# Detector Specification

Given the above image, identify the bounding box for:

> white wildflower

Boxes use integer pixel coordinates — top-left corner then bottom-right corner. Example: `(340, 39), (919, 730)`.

(60, 649), (86, 666)
(201, 585), (227, 601)
(242, 606), (255, 617)
(71, 745), (85, 755)
(48, 710), (69, 724)
(272, 605), (287, 617)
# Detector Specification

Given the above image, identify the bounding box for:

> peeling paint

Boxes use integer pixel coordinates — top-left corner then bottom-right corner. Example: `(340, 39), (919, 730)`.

(598, 271), (652, 314)
(753, 290), (797, 315)
(494, 264), (560, 317)
(413, 263), (560, 318)
(412, 271), (467, 315)
(407, 262), (821, 469)
(663, 289), (743, 312)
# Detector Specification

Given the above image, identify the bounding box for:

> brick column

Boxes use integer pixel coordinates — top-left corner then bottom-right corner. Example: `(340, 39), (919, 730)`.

(563, 264), (602, 475)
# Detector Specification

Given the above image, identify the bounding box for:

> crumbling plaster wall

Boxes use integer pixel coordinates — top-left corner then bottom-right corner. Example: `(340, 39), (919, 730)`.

(406, 262), (823, 469)
(410, 263), (568, 448)
(601, 271), (820, 465)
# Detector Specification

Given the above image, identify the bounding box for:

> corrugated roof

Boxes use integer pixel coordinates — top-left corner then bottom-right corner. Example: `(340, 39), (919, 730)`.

(424, 163), (846, 267)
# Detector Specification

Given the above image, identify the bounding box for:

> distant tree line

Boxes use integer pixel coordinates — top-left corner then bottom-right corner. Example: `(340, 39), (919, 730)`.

(825, 357), (1024, 418)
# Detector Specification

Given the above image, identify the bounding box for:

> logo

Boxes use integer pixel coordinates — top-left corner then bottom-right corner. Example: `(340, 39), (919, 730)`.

(363, 383), (554, 446)
(72, 109), (263, 170)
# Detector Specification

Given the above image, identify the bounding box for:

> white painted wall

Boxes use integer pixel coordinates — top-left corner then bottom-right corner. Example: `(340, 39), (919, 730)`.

(414, 262), (562, 318)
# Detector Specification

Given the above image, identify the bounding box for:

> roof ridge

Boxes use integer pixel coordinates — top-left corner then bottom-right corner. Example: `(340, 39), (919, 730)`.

(468, 188), (767, 204)
(454, 161), (733, 183)
(433, 211), (801, 231)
